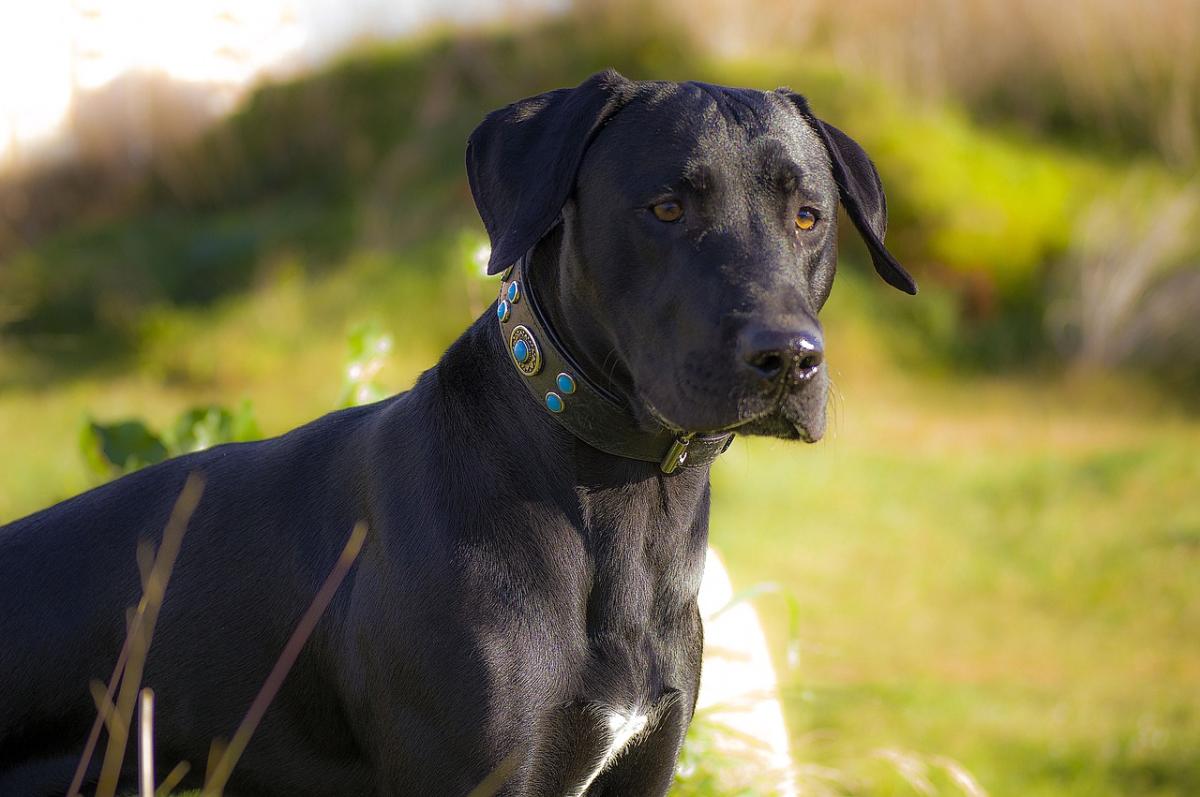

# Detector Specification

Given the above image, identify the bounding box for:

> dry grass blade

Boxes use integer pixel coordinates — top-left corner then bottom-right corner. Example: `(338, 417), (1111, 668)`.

(931, 755), (989, 797)
(67, 631), (136, 795)
(137, 539), (155, 591)
(94, 473), (205, 797)
(204, 739), (227, 788)
(139, 689), (155, 797)
(68, 474), (204, 797)
(875, 748), (935, 796)
(201, 520), (368, 797)
(155, 761), (191, 797)
(465, 749), (523, 797)
(87, 680), (124, 739)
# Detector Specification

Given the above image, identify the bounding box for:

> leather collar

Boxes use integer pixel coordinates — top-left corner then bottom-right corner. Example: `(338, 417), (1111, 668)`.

(495, 253), (733, 474)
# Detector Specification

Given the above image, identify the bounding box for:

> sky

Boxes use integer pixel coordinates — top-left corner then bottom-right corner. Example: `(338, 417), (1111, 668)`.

(0, 0), (547, 168)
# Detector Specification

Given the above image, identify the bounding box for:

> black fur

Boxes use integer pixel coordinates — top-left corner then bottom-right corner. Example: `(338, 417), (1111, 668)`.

(0, 71), (911, 796)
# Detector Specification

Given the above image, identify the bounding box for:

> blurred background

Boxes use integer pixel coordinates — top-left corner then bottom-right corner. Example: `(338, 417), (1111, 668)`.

(1, 1), (1197, 794)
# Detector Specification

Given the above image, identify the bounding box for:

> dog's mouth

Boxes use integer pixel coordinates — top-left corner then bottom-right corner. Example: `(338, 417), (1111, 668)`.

(736, 406), (820, 442)
(643, 385), (823, 444)
(634, 348), (832, 445)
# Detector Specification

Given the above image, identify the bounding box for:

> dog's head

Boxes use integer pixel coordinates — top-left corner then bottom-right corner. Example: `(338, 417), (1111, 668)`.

(467, 71), (915, 443)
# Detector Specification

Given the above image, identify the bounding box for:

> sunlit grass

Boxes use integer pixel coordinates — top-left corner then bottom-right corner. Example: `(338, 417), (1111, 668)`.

(0, 240), (474, 519)
(709, 298), (1200, 796)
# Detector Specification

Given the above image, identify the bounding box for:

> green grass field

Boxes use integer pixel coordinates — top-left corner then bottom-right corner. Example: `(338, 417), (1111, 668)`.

(2, 239), (1196, 796)
(712, 369), (1200, 796)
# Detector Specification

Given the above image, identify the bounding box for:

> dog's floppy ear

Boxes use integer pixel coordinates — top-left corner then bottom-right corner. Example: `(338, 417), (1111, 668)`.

(467, 70), (635, 275)
(777, 90), (917, 295)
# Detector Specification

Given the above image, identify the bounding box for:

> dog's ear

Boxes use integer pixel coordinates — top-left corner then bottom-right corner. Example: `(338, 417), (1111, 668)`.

(467, 70), (635, 275)
(777, 90), (917, 295)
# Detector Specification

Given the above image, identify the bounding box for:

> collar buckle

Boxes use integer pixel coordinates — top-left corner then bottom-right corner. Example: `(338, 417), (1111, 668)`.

(659, 434), (694, 475)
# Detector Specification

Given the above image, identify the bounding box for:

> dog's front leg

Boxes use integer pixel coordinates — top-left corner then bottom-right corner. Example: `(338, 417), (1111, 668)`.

(581, 690), (691, 797)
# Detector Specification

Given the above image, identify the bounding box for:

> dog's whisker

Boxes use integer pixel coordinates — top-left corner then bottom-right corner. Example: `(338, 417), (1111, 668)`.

(600, 347), (622, 390)
(826, 373), (845, 441)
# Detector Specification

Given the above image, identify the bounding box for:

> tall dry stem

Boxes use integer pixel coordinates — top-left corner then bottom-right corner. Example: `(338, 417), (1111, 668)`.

(68, 473), (205, 797)
(201, 520), (368, 796)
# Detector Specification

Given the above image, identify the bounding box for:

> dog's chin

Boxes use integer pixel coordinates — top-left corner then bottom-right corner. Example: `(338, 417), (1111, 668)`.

(638, 388), (826, 443)
(735, 409), (823, 443)
(641, 402), (824, 443)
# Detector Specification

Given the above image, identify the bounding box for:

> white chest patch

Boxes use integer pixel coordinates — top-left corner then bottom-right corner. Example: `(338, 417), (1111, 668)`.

(568, 708), (649, 796)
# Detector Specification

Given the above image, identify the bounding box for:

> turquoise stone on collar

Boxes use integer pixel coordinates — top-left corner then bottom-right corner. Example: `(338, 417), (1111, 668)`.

(544, 392), (564, 413)
(556, 373), (576, 394)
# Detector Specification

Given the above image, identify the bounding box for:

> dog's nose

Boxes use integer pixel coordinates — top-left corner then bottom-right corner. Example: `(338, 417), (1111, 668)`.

(738, 326), (824, 381)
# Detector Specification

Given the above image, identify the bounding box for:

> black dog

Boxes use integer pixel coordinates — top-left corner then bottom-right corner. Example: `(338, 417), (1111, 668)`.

(0, 71), (914, 796)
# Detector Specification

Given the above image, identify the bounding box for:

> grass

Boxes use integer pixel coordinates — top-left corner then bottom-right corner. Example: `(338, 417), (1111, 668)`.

(2, 242), (1197, 795)
(713, 424), (1199, 795)
(707, 297), (1200, 795)
(0, 237), (477, 518)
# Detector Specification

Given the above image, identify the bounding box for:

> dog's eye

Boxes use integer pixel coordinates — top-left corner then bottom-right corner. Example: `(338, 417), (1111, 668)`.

(795, 208), (819, 231)
(652, 200), (684, 223)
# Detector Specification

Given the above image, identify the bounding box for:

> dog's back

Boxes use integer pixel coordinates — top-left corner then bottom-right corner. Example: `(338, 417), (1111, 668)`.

(0, 400), (387, 795)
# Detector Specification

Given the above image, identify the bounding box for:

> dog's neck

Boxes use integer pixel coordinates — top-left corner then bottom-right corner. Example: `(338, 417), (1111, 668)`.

(435, 307), (714, 486)
(530, 226), (631, 401)
(429, 312), (713, 597)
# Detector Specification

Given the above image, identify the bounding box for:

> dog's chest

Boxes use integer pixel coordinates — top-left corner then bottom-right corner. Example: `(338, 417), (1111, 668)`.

(566, 707), (650, 796)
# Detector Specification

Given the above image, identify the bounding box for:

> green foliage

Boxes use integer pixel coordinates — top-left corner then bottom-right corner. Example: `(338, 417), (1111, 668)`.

(867, 106), (1085, 290)
(79, 419), (169, 477)
(169, 402), (261, 454)
(0, 15), (701, 366)
(674, 709), (782, 796)
(695, 55), (1200, 374)
(710, 581), (805, 671)
(2, 196), (358, 359)
(80, 401), (260, 478)
(703, 58), (1091, 295)
(338, 321), (394, 407)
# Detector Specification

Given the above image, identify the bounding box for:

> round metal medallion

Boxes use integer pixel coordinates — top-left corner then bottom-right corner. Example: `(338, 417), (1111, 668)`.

(509, 325), (542, 376)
